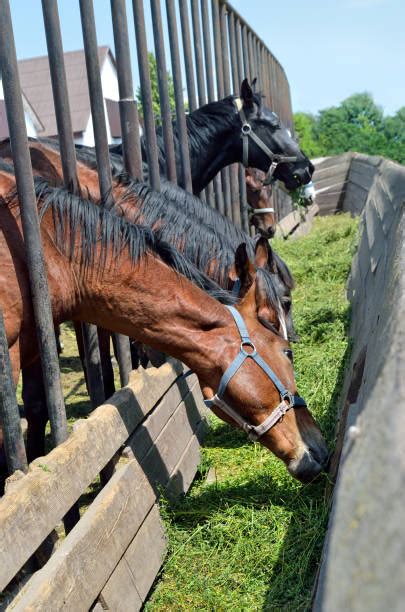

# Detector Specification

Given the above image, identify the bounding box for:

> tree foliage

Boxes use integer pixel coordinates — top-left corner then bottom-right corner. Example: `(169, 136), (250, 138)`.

(294, 93), (405, 165)
(136, 52), (176, 124)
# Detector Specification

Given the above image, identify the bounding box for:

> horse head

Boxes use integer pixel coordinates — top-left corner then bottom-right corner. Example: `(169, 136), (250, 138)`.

(229, 236), (296, 343)
(236, 79), (314, 192)
(245, 167), (276, 238)
(202, 238), (328, 482)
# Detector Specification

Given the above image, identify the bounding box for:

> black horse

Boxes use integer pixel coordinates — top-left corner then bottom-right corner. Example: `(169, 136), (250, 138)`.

(80, 80), (314, 196)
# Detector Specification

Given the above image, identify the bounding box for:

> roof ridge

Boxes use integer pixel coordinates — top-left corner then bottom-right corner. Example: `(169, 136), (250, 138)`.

(17, 45), (111, 64)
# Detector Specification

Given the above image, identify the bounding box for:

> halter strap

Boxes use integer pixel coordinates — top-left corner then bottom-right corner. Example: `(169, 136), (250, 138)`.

(246, 204), (275, 220)
(204, 305), (306, 441)
(234, 97), (297, 185)
(248, 207), (275, 215)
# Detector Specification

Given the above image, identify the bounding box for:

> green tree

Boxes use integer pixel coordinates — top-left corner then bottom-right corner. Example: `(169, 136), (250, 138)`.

(314, 92), (386, 156)
(383, 107), (405, 164)
(136, 52), (176, 124)
(293, 112), (322, 158)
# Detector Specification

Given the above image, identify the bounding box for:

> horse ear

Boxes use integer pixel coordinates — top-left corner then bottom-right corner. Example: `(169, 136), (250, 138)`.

(234, 242), (255, 285)
(240, 79), (254, 108)
(254, 237), (270, 269)
(251, 77), (257, 91)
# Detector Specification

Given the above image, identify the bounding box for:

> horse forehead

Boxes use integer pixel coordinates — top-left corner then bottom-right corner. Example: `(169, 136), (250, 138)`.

(259, 106), (281, 127)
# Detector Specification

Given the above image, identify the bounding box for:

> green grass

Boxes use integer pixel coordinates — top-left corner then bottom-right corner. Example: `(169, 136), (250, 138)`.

(145, 213), (359, 612)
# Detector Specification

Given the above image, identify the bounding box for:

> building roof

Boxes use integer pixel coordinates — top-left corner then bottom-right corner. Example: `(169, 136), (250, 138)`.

(17, 46), (115, 137)
(0, 90), (44, 139)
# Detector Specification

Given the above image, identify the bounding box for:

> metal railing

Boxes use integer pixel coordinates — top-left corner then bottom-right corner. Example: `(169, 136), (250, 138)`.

(0, 0), (293, 520)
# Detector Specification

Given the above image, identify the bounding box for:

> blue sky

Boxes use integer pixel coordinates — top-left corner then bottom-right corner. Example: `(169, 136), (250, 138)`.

(9, 0), (405, 116)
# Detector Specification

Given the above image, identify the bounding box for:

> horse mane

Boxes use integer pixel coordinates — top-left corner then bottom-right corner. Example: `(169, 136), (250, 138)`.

(0, 157), (16, 174)
(115, 173), (294, 290)
(30, 178), (237, 306)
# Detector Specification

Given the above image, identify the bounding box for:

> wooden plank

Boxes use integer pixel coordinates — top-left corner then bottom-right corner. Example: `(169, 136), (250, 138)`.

(134, 388), (206, 492)
(372, 181), (395, 235)
(313, 153), (353, 173)
(275, 210), (300, 237)
(126, 373), (198, 463)
(98, 553), (143, 611)
(166, 420), (208, 497)
(343, 182), (368, 214)
(0, 360), (184, 591)
(379, 160), (405, 210)
(314, 165), (350, 184)
(349, 166), (377, 192)
(121, 505), (166, 603)
(100, 505), (165, 610)
(352, 152), (382, 167)
(10, 459), (156, 611)
(99, 412), (206, 610)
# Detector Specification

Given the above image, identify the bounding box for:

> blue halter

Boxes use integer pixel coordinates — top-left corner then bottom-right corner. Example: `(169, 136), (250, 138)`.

(204, 306), (306, 441)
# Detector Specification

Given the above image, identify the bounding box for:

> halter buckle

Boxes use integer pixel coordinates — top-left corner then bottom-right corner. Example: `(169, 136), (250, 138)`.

(282, 391), (294, 407)
(240, 340), (257, 357)
(241, 123), (252, 135)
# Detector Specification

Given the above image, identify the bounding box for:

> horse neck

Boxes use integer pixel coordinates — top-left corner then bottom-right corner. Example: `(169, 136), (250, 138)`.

(66, 243), (233, 378)
(183, 100), (241, 192)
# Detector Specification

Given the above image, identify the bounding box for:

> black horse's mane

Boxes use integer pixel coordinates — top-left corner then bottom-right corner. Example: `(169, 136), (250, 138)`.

(31, 178), (240, 306)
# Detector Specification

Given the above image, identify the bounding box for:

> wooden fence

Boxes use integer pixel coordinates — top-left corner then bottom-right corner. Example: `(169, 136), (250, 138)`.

(312, 155), (405, 610)
(0, 360), (207, 610)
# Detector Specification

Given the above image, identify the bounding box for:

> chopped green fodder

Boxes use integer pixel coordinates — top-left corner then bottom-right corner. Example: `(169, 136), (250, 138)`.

(145, 213), (359, 611)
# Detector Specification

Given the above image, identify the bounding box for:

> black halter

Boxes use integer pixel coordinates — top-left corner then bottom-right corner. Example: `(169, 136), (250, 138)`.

(234, 97), (298, 186)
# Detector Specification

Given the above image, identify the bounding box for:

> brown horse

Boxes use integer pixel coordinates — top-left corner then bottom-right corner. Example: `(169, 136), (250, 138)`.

(245, 167), (276, 238)
(0, 167), (328, 482)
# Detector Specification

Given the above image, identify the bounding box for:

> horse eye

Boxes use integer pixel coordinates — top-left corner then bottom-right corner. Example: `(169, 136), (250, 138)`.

(283, 349), (294, 362)
(282, 297), (291, 313)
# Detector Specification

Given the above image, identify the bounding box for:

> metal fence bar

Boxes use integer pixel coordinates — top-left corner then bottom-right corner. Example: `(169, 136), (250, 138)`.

(201, 0), (223, 212)
(41, 0), (78, 192)
(192, 0), (215, 206)
(79, 0), (113, 204)
(191, 0), (206, 106)
(211, 0), (224, 97)
(241, 23), (250, 82)
(211, 0), (231, 219)
(233, 17), (249, 233)
(228, 11), (243, 228)
(132, 0), (161, 191)
(0, 308), (28, 475)
(179, 0), (197, 112)
(42, 0), (104, 412)
(201, 0), (215, 102)
(227, 10), (238, 91)
(166, 0), (193, 192)
(110, 0), (144, 181)
(150, 0), (178, 183)
(247, 30), (255, 83)
(220, 3), (240, 225)
(179, 0), (209, 203)
(0, 0), (68, 449)
(255, 38), (263, 90)
(79, 0), (132, 390)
